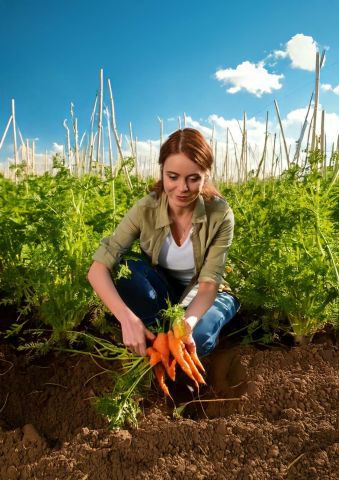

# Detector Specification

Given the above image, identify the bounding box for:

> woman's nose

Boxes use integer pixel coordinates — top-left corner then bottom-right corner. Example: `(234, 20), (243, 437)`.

(179, 179), (189, 192)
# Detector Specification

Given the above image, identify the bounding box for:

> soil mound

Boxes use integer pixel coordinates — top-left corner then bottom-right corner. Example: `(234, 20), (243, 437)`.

(0, 342), (338, 479)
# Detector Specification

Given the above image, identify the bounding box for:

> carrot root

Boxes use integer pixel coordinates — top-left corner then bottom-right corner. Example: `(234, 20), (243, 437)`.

(183, 349), (206, 385)
(190, 351), (206, 374)
(154, 363), (173, 401)
(167, 331), (199, 388)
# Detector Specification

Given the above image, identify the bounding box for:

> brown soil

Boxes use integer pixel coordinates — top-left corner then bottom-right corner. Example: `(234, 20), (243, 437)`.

(0, 339), (338, 480)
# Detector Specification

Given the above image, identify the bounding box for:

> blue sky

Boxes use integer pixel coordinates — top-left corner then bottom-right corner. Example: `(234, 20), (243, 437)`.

(1, 0), (339, 166)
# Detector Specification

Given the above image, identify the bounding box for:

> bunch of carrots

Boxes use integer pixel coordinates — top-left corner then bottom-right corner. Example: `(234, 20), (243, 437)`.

(146, 320), (206, 400)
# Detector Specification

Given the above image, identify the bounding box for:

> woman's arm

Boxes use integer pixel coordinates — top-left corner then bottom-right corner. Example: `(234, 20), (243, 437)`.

(87, 261), (155, 356)
(182, 281), (219, 352)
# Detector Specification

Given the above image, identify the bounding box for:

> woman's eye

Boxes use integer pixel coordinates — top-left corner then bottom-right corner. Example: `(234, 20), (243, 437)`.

(168, 175), (177, 180)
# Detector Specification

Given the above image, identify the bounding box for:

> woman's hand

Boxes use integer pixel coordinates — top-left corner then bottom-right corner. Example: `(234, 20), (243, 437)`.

(173, 317), (197, 354)
(120, 312), (155, 356)
(182, 330), (196, 354)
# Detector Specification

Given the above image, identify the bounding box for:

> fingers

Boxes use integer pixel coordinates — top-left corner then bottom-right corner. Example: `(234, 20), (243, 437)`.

(125, 340), (146, 357)
(145, 328), (156, 341)
(183, 334), (196, 354)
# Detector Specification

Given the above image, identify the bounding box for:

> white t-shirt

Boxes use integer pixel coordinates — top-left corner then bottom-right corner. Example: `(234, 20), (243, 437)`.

(158, 229), (195, 285)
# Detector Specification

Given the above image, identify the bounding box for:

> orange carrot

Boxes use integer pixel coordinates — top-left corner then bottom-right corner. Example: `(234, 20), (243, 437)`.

(146, 347), (162, 366)
(154, 363), (172, 400)
(183, 349), (206, 385)
(153, 332), (169, 356)
(167, 357), (176, 382)
(189, 351), (206, 374)
(153, 332), (172, 375)
(167, 331), (198, 388)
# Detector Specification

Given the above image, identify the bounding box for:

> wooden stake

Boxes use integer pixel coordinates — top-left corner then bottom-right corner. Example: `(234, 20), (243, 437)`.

(294, 93), (314, 165)
(107, 78), (132, 189)
(45, 149), (48, 173)
(320, 109), (325, 156)
(158, 117), (163, 148)
(89, 94), (98, 172)
(63, 119), (71, 171)
(274, 99), (290, 168)
(106, 108), (114, 176)
(11, 99), (18, 170)
(0, 115), (12, 151)
(256, 112), (268, 178)
(96, 69), (104, 165)
(32, 140), (35, 175)
(311, 51), (320, 151)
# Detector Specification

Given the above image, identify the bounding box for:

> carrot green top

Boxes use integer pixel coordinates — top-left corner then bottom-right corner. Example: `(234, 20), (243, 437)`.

(92, 191), (234, 303)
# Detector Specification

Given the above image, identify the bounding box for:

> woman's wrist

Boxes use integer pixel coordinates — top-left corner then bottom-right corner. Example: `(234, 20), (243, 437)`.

(184, 315), (198, 331)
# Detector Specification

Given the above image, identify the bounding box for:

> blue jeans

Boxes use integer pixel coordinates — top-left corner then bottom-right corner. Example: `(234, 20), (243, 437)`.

(114, 259), (240, 357)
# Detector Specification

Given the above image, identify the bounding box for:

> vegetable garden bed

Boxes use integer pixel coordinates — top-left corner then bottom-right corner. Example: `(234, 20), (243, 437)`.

(0, 328), (337, 480)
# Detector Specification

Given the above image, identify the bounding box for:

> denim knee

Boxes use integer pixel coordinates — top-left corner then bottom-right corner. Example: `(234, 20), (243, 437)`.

(192, 293), (239, 357)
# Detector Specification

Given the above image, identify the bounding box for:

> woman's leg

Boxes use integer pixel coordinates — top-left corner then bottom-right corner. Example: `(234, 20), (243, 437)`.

(192, 292), (240, 357)
(114, 259), (180, 326)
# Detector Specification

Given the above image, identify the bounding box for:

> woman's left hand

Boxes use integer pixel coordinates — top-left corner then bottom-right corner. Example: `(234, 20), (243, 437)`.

(177, 318), (196, 354)
(182, 330), (196, 354)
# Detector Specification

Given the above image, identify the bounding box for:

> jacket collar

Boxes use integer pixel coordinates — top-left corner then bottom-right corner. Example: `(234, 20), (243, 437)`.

(155, 192), (207, 229)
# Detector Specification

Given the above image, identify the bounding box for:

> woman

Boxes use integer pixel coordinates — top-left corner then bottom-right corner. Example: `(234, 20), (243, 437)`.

(88, 128), (239, 358)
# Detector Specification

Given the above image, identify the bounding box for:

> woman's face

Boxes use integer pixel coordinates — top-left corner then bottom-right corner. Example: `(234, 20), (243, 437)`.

(162, 153), (207, 210)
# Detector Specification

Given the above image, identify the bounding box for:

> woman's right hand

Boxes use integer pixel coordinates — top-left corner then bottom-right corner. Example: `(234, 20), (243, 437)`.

(120, 312), (155, 357)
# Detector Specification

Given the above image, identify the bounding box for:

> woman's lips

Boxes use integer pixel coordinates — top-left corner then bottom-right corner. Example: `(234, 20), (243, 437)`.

(176, 195), (190, 201)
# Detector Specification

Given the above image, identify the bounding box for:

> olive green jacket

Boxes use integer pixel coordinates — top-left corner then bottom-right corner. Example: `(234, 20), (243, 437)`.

(93, 191), (234, 304)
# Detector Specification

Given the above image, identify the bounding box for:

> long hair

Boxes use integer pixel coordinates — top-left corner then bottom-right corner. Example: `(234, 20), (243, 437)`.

(150, 128), (222, 199)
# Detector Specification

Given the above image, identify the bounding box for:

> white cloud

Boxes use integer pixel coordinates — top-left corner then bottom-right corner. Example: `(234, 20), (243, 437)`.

(320, 83), (339, 95)
(215, 60), (284, 97)
(274, 50), (288, 59)
(321, 83), (333, 91)
(52, 142), (64, 154)
(274, 33), (319, 71)
(282, 105), (339, 148)
(184, 116), (212, 137)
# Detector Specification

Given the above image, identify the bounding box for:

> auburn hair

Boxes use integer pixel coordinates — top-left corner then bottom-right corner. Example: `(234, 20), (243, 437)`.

(150, 128), (222, 199)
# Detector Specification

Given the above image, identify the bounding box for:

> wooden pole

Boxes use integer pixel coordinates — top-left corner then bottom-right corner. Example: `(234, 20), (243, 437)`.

(32, 140), (35, 175)
(101, 118), (105, 177)
(158, 117), (163, 148)
(106, 108), (114, 176)
(89, 94), (98, 172)
(272, 134), (278, 177)
(320, 109), (325, 156)
(240, 112), (247, 182)
(311, 51), (320, 151)
(96, 69), (104, 166)
(25, 139), (30, 175)
(107, 78), (132, 188)
(294, 93), (314, 165)
(223, 128), (229, 184)
(63, 119), (71, 171)
(11, 99), (18, 170)
(256, 111), (268, 178)
(0, 115), (12, 151)
(228, 128), (240, 184)
(274, 100), (290, 168)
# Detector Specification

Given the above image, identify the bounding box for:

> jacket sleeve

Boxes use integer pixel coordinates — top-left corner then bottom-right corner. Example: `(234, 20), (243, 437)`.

(92, 201), (141, 271)
(198, 207), (234, 285)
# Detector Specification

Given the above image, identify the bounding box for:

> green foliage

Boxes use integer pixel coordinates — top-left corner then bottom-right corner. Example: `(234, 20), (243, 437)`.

(222, 157), (339, 340)
(95, 362), (152, 429)
(0, 154), (338, 347)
